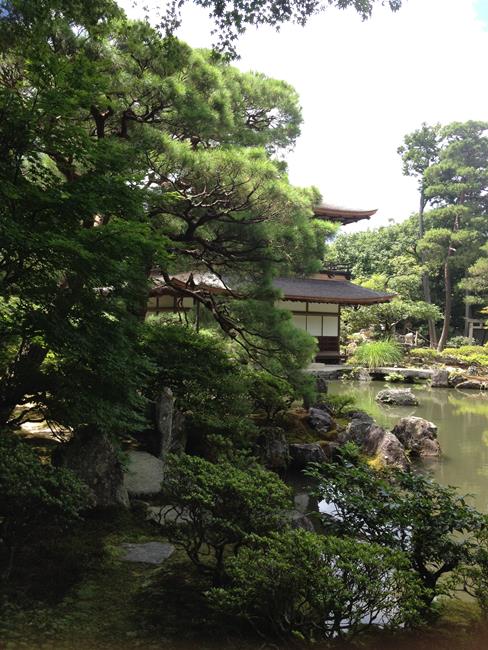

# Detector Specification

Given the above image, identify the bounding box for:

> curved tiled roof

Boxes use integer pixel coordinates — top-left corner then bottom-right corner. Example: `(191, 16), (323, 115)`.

(274, 277), (394, 305)
(313, 202), (377, 223)
(150, 271), (394, 306)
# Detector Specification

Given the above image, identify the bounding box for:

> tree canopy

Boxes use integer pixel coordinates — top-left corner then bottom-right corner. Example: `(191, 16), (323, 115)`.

(0, 4), (329, 434)
(330, 120), (488, 348)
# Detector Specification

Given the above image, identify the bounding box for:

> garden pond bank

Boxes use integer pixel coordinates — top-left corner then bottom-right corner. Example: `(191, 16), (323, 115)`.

(328, 380), (488, 512)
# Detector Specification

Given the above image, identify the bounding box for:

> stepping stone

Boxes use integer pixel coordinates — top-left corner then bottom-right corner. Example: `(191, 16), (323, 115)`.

(119, 541), (175, 565)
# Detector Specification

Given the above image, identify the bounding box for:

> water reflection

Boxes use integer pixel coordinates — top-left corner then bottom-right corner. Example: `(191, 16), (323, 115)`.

(327, 381), (488, 512)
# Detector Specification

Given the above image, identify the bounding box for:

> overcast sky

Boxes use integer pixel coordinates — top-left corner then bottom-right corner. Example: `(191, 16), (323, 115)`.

(119, 0), (488, 230)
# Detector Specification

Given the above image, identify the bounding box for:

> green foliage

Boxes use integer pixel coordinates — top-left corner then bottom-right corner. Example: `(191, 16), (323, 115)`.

(384, 371), (405, 382)
(410, 347), (440, 361)
(141, 322), (241, 409)
(442, 346), (488, 368)
(446, 336), (475, 348)
(159, 454), (292, 582)
(0, 436), (90, 579)
(350, 339), (403, 368)
(308, 446), (487, 616)
(208, 529), (421, 641)
(409, 344), (488, 368)
(320, 393), (356, 417)
(248, 371), (296, 423)
(0, 5), (327, 435)
(340, 273), (442, 337)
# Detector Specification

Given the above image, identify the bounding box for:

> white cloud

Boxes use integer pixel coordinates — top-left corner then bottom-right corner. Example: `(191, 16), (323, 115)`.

(118, 0), (488, 229)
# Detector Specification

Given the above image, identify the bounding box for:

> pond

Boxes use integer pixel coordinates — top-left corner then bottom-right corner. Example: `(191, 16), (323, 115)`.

(327, 380), (488, 512)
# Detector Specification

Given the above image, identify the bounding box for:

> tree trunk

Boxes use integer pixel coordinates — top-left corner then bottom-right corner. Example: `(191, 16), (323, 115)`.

(437, 261), (452, 351)
(418, 190), (438, 348)
(464, 289), (471, 338)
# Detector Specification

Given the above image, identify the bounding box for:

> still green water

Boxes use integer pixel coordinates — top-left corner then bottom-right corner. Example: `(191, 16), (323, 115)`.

(327, 380), (488, 512)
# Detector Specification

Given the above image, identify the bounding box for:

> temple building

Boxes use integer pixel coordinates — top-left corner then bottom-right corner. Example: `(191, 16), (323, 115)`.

(147, 202), (394, 363)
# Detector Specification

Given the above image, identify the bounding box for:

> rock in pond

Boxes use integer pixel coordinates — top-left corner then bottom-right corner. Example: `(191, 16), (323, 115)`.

(120, 541), (174, 565)
(374, 431), (409, 469)
(356, 368), (372, 382)
(123, 451), (164, 496)
(289, 443), (327, 469)
(392, 416), (440, 457)
(456, 380), (488, 390)
(431, 369), (449, 388)
(340, 416), (407, 469)
(376, 388), (419, 406)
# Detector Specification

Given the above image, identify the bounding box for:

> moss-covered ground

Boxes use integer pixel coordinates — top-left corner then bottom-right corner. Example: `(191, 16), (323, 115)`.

(2, 505), (488, 650)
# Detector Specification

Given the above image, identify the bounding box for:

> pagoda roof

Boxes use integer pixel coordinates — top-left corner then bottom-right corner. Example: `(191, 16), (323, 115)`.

(150, 271), (394, 306)
(313, 202), (377, 224)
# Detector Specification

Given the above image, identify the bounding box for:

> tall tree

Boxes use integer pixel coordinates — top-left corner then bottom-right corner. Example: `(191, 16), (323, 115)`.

(398, 123), (440, 347)
(420, 121), (488, 351)
(0, 6), (329, 433)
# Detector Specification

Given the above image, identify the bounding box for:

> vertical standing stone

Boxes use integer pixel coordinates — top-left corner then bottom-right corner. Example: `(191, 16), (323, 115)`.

(155, 387), (174, 460)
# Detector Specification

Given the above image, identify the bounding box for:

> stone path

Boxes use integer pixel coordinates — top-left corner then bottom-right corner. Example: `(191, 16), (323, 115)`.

(119, 541), (175, 565)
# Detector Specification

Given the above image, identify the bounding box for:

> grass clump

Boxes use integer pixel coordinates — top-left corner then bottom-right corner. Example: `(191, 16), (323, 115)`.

(351, 339), (404, 369)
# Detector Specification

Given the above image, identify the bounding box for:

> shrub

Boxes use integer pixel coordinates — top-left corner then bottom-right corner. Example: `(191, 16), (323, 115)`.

(446, 336), (475, 348)
(141, 323), (257, 453)
(248, 371), (296, 423)
(308, 446), (486, 618)
(350, 339), (403, 369)
(409, 347), (440, 361)
(442, 346), (488, 368)
(320, 394), (356, 417)
(208, 529), (421, 641)
(384, 371), (405, 382)
(159, 454), (292, 583)
(0, 436), (90, 580)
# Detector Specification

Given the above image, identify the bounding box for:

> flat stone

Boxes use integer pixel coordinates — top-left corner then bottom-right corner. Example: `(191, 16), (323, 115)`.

(119, 541), (174, 564)
(123, 451), (164, 496)
(371, 367), (433, 380)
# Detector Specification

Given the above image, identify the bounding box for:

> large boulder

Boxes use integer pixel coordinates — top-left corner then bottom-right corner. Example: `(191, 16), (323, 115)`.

(391, 416), (440, 457)
(340, 416), (408, 469)
(54, 431), (129, 508)
(339, 412), (375, 445)
(431, 369), (449, 388)
(289, 443), (327, 469)
(308, 407), (334, 435)
(376, 388), (419, 406)
(375, 431), (409, 469)
(256, 427), (290, 470)
(123, 450), (165, 496)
